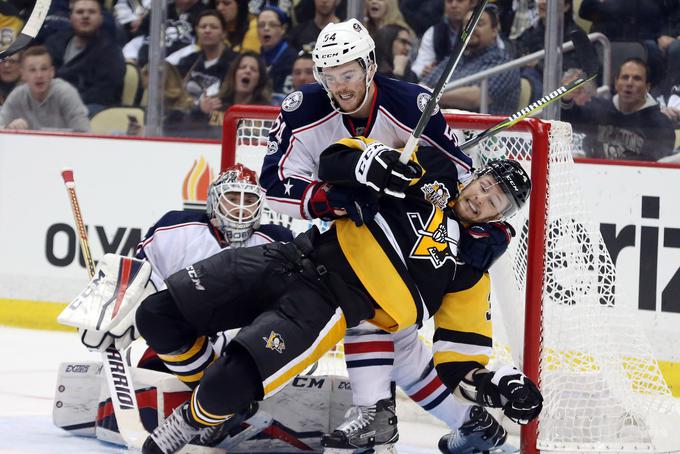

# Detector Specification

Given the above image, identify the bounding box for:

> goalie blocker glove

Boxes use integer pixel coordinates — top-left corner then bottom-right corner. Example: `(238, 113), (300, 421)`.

(456, 365), (543, 425)
(354, 141), (422, 198)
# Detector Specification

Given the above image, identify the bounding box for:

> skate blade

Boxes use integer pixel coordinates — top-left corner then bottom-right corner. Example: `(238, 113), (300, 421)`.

(323, 445), (398, 454)
(178, 444), (226, 453)
(488, 443), (519, 454)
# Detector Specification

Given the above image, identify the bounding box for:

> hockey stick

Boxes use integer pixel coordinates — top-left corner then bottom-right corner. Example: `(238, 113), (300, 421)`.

(61, 168), (148, 450)
(399, 0), (489, 164)
(61, 169), (227, 453)
(0, 0), (51, 60)
(460, 29), (599, 151)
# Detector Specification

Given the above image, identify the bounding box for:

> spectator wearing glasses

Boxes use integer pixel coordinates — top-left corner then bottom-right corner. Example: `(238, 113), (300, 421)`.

(374, 23), (418, 82)
(287, 0), (340, 51)
(425, 5), (519, 115)
(0, 53), (21, 104)
(0, 46), (89, 132)
(257, 5), (297, 102)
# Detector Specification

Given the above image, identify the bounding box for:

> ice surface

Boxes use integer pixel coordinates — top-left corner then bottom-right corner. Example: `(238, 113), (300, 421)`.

(0, 326), (445, 453)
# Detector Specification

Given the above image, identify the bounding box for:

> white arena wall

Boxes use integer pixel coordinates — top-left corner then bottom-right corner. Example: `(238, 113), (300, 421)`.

(0, 130), (679, 394)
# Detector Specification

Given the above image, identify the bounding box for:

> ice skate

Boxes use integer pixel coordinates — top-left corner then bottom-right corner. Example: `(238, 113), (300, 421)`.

(142, 402), (200, 454)
(322, 396), (398, 453)
(438, 406), (507, 454)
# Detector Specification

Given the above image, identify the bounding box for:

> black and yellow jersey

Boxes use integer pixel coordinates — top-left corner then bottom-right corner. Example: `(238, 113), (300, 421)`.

(319, 138), (493, 388)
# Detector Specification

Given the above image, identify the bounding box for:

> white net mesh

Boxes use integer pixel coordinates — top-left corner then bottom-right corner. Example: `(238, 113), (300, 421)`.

(225, 109), (680, 453)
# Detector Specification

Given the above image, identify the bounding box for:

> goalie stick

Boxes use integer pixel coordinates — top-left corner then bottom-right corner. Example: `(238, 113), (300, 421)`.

(60, 168), (148, 450)
(398, 0), (489, 164)
(60, 169), (226, 453)
(460, 29), (599, 151)
(0, 0), (51, 60)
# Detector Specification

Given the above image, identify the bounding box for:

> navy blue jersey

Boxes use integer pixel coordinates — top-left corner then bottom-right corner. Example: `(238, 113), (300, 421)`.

(260, 75), (472, 220)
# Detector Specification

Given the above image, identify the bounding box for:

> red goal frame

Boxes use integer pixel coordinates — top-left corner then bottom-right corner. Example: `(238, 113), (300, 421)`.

(222, 104), (551, 454)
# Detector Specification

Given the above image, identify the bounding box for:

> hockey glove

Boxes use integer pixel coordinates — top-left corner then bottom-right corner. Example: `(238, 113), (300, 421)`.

(308, 182), (380, 226)
(457, 365), (543, 425)
(457, 221), (515, 271)
(354, 141), (422, 198)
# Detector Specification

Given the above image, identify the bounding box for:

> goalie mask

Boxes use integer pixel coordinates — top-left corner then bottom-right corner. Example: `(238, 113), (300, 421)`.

(312, 18), (377, 115)
(207, 164), (263, 245)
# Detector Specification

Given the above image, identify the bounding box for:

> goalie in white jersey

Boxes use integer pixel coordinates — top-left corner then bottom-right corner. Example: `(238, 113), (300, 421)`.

(260, 18), (511, 454)
(136, 164), (293, 292)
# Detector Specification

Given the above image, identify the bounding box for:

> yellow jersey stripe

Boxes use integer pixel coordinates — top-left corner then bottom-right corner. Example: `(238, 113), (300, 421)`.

(263, 308), (347, 397)
(433, 350), (490, 367)
(158, 336), (208, 363)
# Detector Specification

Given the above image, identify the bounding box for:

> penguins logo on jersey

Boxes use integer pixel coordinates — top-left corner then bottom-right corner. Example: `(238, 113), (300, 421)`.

(263, 331), (286, 353)
(407, 207), (461, 269)
(421, 181), (452, 210)
(282, 91), (304, 112)
(417, 93), (440, 115)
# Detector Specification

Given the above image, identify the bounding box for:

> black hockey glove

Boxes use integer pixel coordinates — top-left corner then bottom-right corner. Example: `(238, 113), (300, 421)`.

(354, 141), (422, 198)
(457, 221), (515, 271)
(459, 365), (543, 425)
(308, 182), (380, 226)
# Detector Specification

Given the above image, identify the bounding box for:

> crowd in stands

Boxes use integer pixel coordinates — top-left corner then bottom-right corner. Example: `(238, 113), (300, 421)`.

(0, 0), (678, 161)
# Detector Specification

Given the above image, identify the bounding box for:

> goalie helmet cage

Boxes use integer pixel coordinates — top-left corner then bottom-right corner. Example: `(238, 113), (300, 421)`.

(222, 104), (680, 454)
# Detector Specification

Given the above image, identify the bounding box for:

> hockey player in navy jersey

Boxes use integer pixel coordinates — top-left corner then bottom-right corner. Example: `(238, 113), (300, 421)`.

(125, 141), (542, 454)
(260, 18), (511, 454)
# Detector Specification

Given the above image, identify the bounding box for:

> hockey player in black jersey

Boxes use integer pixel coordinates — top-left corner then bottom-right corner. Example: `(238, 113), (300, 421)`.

(262, 18), (512, 454)
(133, 139), (542, 454)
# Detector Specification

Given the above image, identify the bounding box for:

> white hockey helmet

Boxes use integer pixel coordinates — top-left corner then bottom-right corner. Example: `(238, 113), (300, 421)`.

(206, 164), (263, 246)
(312, 18), (376, 113)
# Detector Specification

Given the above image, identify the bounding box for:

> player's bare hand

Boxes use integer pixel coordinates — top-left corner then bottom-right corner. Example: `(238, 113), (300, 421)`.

(6, 118), (29, 130)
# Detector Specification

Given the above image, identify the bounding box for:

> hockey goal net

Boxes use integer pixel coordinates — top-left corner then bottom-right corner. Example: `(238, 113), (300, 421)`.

(221, 105), (680, 453)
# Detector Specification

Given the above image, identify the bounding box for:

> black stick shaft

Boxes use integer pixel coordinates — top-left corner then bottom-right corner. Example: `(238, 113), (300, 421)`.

(400, 0), (489, 163)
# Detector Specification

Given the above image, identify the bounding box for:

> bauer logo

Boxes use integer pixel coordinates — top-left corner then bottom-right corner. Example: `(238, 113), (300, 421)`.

(263, 331), (286, 353)
(282, 91), (303, 112)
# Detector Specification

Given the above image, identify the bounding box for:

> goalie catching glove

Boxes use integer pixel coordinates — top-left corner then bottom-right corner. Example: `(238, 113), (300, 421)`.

(455, 365), (543, 425)
(354, 141), (422, 198)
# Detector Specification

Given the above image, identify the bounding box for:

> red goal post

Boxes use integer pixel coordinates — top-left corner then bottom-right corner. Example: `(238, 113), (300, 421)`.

(222, 104), (680, 454)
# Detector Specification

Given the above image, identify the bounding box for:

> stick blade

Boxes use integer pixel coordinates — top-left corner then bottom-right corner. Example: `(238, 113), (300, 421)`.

(570, 29), (599, 77)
